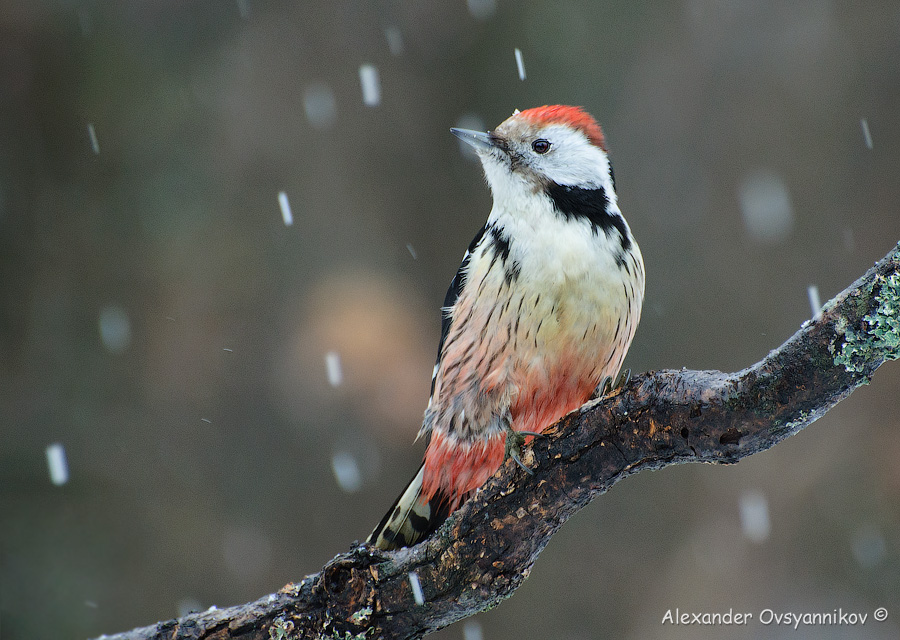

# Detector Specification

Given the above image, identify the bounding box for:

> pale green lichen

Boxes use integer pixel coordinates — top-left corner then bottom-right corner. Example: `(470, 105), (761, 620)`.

(834, 271), (900, 372)
(270, 617), (295, 640)
(326, 630), (375, 640)
(348, 607), (373, 626)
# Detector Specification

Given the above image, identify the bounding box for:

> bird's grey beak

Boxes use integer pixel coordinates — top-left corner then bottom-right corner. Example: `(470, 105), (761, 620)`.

(450, 128), (495, 152)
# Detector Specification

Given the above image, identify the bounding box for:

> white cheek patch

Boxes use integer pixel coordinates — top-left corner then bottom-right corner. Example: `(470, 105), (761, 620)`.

(537, 126), (614, 192)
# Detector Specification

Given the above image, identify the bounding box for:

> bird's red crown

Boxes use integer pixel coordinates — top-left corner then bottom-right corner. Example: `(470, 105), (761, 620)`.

(518, 105), (607, 152)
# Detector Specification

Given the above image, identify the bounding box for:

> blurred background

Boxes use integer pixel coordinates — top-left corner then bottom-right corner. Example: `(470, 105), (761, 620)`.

(2, 1), (899, 638)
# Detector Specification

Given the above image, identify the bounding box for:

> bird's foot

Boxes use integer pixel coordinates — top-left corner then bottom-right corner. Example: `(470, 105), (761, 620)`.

(592, 368), (632, 400)
(503, 425), (545, 475)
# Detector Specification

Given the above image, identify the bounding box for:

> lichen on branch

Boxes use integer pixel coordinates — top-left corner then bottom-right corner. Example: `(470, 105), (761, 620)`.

(833, 267), (900, 372)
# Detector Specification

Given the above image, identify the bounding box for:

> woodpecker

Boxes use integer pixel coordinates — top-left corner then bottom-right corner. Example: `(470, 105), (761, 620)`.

(369, 105), (644, 550)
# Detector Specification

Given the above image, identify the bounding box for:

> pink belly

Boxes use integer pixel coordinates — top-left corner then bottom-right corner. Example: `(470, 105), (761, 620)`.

(421, 366), (597, 509)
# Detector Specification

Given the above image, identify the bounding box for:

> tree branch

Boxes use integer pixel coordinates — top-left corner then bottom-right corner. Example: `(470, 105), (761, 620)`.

(99, 243), (900, 640)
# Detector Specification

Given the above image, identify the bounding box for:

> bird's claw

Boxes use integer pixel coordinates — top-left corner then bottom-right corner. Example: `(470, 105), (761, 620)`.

(592, 368), (632, 400)
(503, 426), (545, 475)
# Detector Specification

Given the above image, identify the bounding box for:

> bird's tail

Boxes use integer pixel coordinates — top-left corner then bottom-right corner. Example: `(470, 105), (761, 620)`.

(368, 463), (454, 550)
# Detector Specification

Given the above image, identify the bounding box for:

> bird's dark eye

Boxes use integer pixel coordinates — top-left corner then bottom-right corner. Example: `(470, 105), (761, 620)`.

(531, 139), (551, 154)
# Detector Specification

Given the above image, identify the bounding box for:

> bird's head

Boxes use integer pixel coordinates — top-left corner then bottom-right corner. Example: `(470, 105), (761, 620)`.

(451, 105), (615, 201)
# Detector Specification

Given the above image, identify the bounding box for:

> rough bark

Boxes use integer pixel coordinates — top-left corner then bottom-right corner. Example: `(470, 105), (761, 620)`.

(98, 242), (900, 640)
